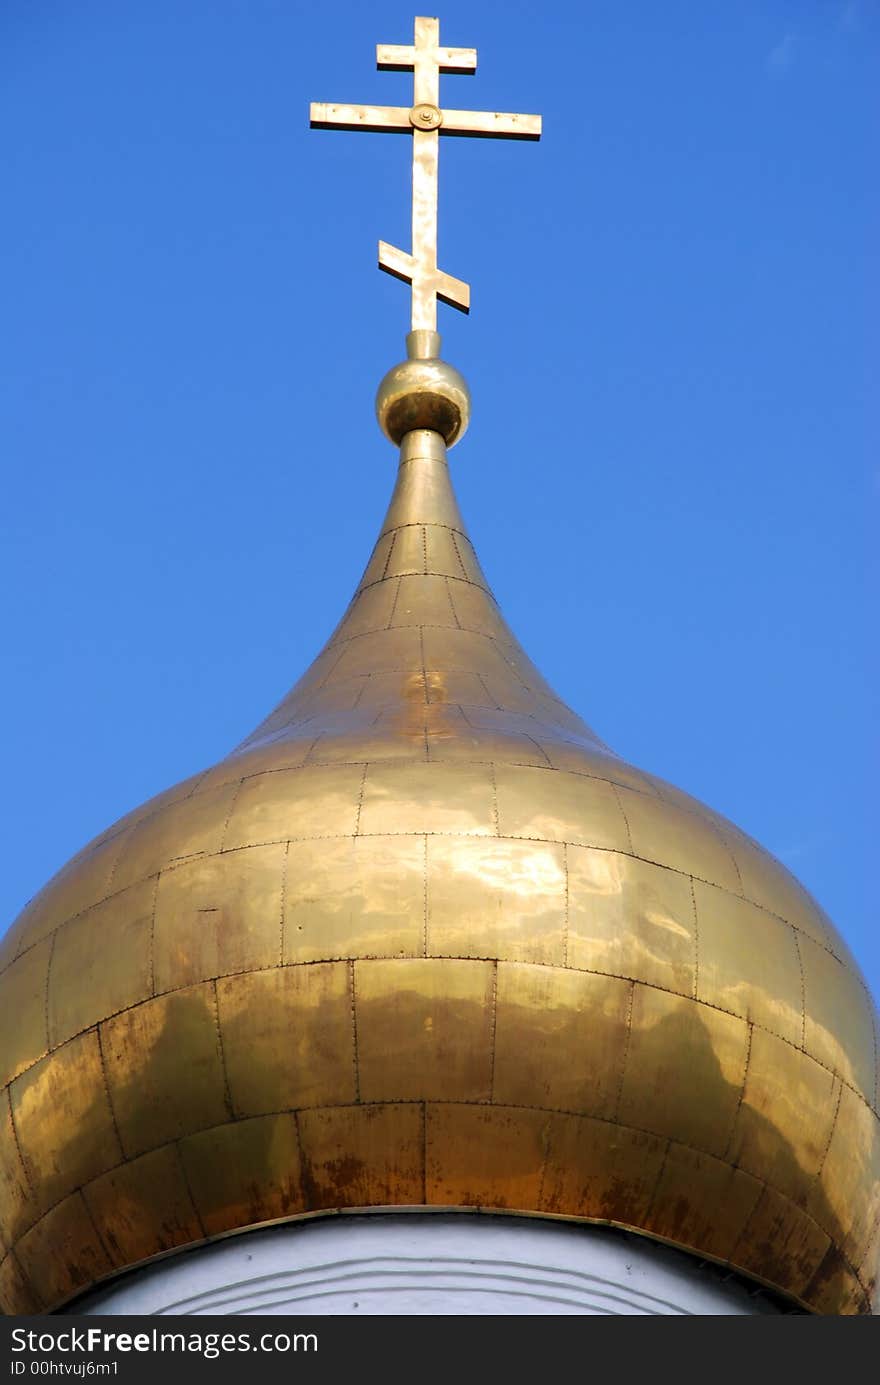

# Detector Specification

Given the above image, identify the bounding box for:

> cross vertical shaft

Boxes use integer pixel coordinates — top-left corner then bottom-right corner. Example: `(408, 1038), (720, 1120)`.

(411, 19), (440, 332)
(310, 16), (541, 333)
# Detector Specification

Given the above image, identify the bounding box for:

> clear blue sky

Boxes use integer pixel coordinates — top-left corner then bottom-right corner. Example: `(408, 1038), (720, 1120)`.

(1, 1), (876, 999)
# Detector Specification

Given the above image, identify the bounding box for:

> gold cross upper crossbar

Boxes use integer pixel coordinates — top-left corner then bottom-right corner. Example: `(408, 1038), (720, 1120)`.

(310, 15), (541, 333)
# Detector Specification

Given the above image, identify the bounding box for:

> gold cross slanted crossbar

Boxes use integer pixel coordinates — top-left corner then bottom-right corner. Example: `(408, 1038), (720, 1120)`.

(310, 15), (541, 332)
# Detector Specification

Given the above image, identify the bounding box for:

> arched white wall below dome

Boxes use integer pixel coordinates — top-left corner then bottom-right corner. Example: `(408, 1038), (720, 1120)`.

(73, 1214), (791, 1316)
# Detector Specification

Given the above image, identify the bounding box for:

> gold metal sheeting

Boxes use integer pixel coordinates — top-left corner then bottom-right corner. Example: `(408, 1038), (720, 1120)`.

(328, 626), (423, 681)
(343, 670), (426, 710)
(799, 935), (876, 1103)
(217, 964), (355, 1117)
(197, 732), (317, 791)
(221, 764), (365, 850)
(282, 684), (354, 723)
(471, 634), (548, 692)
(382, 526), (428, 578)
(374, 526), (446, 581)
(0, 936), (51, 1088)
(493, 964), (631, 1117)
(426, 1103), (553, 1209)
(111, 782), (241, 893)
(179, 1114), (306, 1237)
(235, 707), (307, 749)
(5, 828), (128, 960)
(419, 626), (522, 686)
(536, 739), (660, 796)
(241, 705), (309, 746)
(153, 844), (285, 992)
(101, 984), (230, 1158)
(449, 531), (489, 588)
(11, 1031), (122, 1213)
(518, 690), (593, 739)
(299, 680), (373, 716)
(809, 1084), (880, 1274)
(378, 701), (471, 734)
(617, 787), (742, 895)
(239, 676), (362, 742)
(458, 705), (580, 739)
(300, 706), (386, 737)
(424, 527), (474, 583)
(378, 455), (467, 536)
(730, 1183), (833, 1303)
(91, 771), (213, 842)
(471, 676), (541, 719)
(451, 709), (548, 742)
(566, 847), (696, 996)
(427, 726), (549, 766)
(0, 1251), (40, 1314)
(494, 764), (630, 853)
(397, 428), (452, 463)
(328, 580), (401, 643)
(389, 573), (458, 630)
(641, 1143), (764, 1263)
(305, 726), (428, 762)
(503, 654), (569, 711)
(693, 880), (804, 1044)
(48, 879), (154, 1049)
(279, 676), (369, 718)
(540, 1113), (668, 1225)
(423, 669), (494, 708)
(445, 579), (505, 640)
(283, 835), (425, 964)
(83, 1145), (202, 1270)
(491, 643), (563, 706)
(644, 773), (755, 823)
(617, 987), (750, 1158)
(476, 677), (545, 731)
(806, 1249), (872, 1316)
(0, 1097), (37, 1246)
(425, 837), (566, 964)
(267, 642), (345, 699)
(726, 1029), (840, 1203)
(16, 1193), (113, 1313)
(2, 402), (878, 1316)
(298, 1104), (424, 1209)
(358, 530), (396, 588)
(721, 829), (852, 963)
(358, 761), (496, 836)
(354, 958), (495, 1102)
(473, 617), (556, 677)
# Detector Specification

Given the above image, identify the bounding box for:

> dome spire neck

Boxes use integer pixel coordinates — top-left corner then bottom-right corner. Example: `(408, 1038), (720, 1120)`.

(406, 329), (441, 361)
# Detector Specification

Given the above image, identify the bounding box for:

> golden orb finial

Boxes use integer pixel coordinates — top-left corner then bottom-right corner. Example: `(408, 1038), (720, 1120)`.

(376, 330), (471, 446)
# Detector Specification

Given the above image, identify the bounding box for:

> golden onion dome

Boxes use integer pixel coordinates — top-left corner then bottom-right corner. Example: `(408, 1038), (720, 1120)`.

(0, 407), (877, 1316)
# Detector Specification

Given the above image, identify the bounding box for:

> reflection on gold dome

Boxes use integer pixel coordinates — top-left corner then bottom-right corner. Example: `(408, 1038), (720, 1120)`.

(0, 428), (877, 1316)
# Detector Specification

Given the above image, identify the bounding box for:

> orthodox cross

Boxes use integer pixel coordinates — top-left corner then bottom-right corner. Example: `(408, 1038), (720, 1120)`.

(310, 16), (541, 333)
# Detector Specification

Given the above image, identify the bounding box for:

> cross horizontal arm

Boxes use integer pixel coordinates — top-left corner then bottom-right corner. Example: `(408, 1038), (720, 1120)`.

(310, 103), (541, 140)
(309, 102), (411, 133)
(376, 44), (477, 73)
(441, 109), (541, 139)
